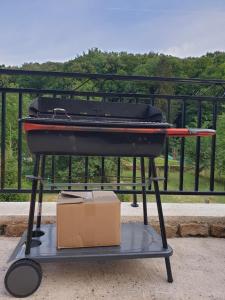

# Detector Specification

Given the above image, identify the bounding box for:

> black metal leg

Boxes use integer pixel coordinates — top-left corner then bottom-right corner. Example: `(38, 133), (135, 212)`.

(36, 155), (46, 229)
(165, 257), (173, 283)
(150, 158), (167, 247)
(25, 154), (40, 255)
(150, 158), (173, 282)
(140, 157), (148, 225)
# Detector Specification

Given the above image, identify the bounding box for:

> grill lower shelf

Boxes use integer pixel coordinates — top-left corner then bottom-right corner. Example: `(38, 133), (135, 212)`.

(9, 223), (172, 263)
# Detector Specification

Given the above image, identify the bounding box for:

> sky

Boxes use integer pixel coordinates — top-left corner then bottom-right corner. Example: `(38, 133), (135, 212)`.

(1, 0), (225, 66)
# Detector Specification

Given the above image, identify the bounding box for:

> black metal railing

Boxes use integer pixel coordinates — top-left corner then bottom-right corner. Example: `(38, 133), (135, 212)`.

(1, 68), (225, 197)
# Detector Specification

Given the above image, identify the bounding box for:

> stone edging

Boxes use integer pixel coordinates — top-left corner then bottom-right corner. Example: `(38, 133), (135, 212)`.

(1, 216), (225, 238)
(0, 202), (224, 238)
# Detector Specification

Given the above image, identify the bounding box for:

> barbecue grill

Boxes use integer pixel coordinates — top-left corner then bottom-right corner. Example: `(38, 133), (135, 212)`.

(5, 96), (216, 297)
(23, 97), (215, 156)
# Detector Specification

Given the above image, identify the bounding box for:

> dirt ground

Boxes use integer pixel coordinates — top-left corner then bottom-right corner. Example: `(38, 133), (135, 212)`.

(0, 237), (224, 300)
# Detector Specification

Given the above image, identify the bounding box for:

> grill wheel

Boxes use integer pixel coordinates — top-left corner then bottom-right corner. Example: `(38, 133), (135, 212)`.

(4, 259), (42, 298)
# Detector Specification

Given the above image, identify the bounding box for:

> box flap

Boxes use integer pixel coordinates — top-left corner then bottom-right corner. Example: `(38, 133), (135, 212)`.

(92, 191), (120, 203)
(58, 191), (92, 204)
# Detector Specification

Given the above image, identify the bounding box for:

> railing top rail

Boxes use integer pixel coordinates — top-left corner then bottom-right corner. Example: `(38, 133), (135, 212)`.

(1, 87), (225, 101)
(1, 68), (225, 85)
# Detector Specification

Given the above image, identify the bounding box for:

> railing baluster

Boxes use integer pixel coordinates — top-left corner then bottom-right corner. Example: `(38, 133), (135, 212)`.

(194, 100), (202, 191)
(179, 100), (186, 191)
(148, 158), (152, 190)
(131, 157), (138, 206)
(210, 101), (217, 191)
(84, 95), (89, 190)
(18, 93), (23, 190)
(132, 96), (138, 205)
(50, 93), (57, 190)
(164, 99), (171, 191)
(68, 156), (72, 190)
(116, 95), (122, 191)
(51, 156), (55, 191)
(1, 92), (6, 189)
(84, 157), (89, 190)
(146, 97), (155, 193)
(68, 94), (73, 190)
(117, 157), (121, 191)
(101, 157), (105, 190)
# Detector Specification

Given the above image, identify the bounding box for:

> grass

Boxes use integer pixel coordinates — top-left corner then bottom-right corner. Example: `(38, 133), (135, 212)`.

(121, 167), (224, 191)
(43, 193), (225, 204)
(119, 164), (225, 203)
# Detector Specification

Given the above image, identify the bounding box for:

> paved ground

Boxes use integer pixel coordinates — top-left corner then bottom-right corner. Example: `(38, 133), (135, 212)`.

(1, 202), (225, 217)
(0, 237), (224, 300)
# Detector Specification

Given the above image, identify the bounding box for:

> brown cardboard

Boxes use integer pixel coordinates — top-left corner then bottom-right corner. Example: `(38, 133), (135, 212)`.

(57, 191), (121, 249)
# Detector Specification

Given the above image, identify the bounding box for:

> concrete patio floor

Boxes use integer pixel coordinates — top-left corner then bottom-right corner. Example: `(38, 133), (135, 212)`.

(0, 237), (224, 299)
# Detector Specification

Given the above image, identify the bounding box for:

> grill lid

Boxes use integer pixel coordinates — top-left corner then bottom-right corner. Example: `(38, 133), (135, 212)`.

(29, 97), (164, 123)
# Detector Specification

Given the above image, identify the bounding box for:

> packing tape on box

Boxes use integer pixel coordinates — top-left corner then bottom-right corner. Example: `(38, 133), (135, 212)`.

(84, 192), (96, 217)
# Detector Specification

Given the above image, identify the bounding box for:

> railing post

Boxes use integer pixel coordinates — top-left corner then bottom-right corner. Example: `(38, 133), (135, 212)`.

(194, 100), (202, 191)
(164, 99), (171, 191)
(17, 93), (23, 190)
(131, 157), (138, 207)
(1, 92), (6, 190)
(210, 101), (218, 191)
(179, 99), (186, 191)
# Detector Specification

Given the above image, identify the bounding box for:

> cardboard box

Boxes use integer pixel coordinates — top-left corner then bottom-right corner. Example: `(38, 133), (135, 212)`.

(57, 191), (120, 249)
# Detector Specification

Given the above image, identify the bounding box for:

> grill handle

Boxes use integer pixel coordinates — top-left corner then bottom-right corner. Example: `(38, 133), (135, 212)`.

(52, 108), (71, 120)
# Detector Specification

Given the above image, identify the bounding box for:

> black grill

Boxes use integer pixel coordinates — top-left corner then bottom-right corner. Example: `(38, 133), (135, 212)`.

(23, 97), (171, 156)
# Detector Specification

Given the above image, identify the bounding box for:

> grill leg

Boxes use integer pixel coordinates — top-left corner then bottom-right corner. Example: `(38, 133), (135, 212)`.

(140, 157), (148, 225)
(150, 158), (173, 283)
(36, 155), (46, 229)
(25, 154), (40, 255)
(165, 257), (173, 283)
